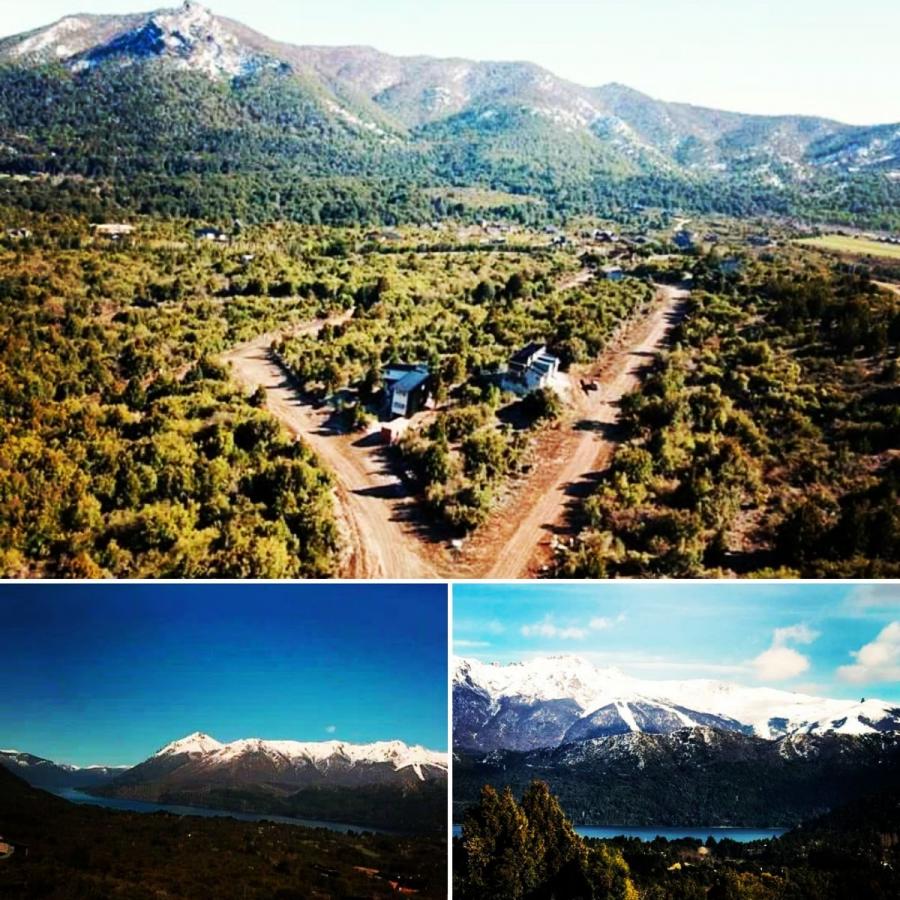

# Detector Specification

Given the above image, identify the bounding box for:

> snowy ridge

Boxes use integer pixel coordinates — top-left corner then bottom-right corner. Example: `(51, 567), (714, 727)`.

(154, 732), (447, 780)
(154, 732), (225, 757)
(455, 655), (900, 740)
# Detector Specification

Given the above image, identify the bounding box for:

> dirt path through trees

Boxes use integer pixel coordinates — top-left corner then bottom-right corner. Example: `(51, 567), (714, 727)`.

(223, 285), (687, 579)
(442, 285), (689, 578)
(222, 315), (438, 579)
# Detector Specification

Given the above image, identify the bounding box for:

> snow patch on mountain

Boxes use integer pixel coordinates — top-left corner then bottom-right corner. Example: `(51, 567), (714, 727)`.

(154, 732), (225, 757)
(68, 2), (280, 79)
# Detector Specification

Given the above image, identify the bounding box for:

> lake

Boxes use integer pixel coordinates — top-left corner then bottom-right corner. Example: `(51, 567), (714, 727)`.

(452, 824), (786, 842)
(51, 788), (391, 834)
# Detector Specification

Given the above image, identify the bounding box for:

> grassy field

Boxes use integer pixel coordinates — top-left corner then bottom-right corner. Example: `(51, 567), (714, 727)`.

(797, 234), (900, 260)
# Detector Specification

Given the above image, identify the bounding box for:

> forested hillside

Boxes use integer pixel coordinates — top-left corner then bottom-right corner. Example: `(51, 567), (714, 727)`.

(1, 3), (899, 228)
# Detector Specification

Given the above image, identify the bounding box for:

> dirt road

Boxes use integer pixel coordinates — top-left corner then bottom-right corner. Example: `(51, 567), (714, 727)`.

(223, 285), (685, 580)
(222, 316), (438, 579)
(449, 284), (688, 579)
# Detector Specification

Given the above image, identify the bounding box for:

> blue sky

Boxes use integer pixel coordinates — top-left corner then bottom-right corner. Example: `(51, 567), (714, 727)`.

(4, 1), (899, 124)
(453, 583), (900, 702)
(0, 583), (448, 766)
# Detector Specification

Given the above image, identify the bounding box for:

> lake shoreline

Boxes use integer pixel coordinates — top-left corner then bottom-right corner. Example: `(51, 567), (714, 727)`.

(51, 788), (398, 835)
(452, 823), (788, 842)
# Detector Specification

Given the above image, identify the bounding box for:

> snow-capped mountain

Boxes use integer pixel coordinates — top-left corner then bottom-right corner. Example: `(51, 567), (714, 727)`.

(147, 731), (447, 780)
(0, 749), (128, 789)
(87, 731), (448, 831)
(454, 656), (900, 752)
(1, 733), (447, 831)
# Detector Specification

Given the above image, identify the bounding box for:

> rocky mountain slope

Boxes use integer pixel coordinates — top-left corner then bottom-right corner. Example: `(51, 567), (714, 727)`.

(454, 656), (900, 751)
(0, 2), (898, 224)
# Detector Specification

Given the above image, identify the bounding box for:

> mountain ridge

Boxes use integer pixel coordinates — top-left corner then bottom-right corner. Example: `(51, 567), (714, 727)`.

(454, 655), (900, 751)
(2, 3), (897, 171)
(1, 3), (898, 225)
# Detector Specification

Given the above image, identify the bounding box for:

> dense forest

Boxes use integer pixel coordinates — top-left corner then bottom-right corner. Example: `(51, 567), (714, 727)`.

(455, 781), (638, 900)
(453, 732), (900, 828)
(558, 248), (900, 578)
(455, 780), (900, 900)
(0, 214), (346, 577)
(0, 211), (671, 574)
(1, 211), (898, 576)
(0, 766), (446, 900)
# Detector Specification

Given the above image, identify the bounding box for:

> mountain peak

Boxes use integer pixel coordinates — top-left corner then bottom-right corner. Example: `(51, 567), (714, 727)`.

(54, 2), (279, 79)
(154, 732), (225, 757)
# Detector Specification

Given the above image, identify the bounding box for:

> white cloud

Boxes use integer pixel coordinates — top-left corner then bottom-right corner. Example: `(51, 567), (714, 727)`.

(752, 645), (811, 680)
(773, 624), (819, 646)
(521, 617), (587, 640)
(455, 639), (492, 648)
(838, 621), (900, 684)
(521, 612), (625, 642)
(844, 585), (900, 615)
(324, 725), (336, 734)
(589, 612), (627, 631)
(751, 623), (819, 681)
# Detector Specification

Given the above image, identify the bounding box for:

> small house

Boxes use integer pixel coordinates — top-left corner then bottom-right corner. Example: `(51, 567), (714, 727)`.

(195, 227), (229, 244)
(504, 342), (560, 394)
(5, 228), (32, 240)
(383, 363), (431, 418)
(91, 223), (135, 239)
(601, 265), (624, 282)
(673, 229), (696, 250)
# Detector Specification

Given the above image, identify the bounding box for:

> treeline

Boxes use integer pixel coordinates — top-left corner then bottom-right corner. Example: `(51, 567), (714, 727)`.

(559, 254), (900, 577)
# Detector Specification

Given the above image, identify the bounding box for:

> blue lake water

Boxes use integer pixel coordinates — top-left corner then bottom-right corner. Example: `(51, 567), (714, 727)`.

(452, 824), (785, 842)
(51, 788), (390, 834)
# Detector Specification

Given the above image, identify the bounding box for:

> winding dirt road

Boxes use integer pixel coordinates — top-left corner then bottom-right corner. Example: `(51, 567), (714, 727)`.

(222, 315), (438, 579)
(223, 285), (687, 579)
